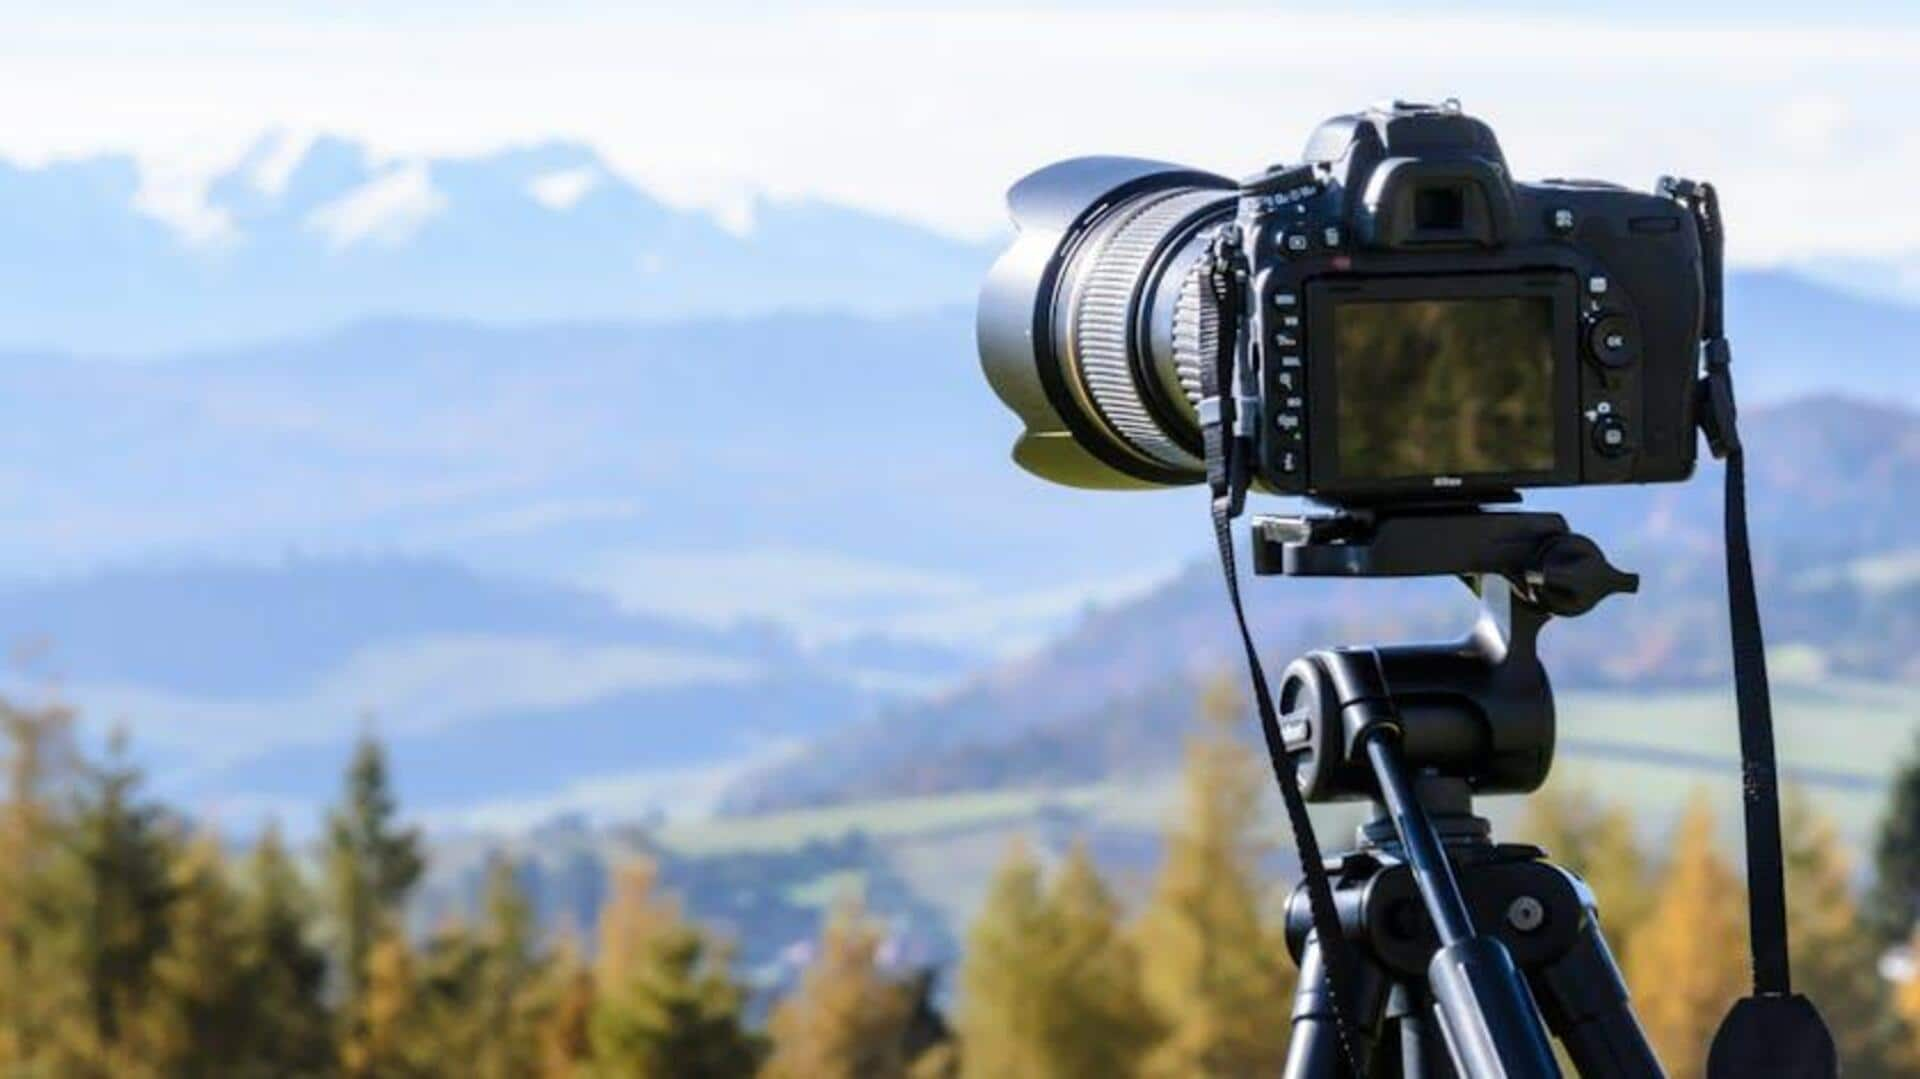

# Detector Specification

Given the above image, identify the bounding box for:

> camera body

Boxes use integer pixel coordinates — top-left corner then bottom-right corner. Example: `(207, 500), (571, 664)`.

(1239, 102), (1701, 502)
(976, 101), (1706, 504)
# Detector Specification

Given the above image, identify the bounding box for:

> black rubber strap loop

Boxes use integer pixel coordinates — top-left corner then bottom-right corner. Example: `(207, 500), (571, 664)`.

(1200, 228), (1367, 1076)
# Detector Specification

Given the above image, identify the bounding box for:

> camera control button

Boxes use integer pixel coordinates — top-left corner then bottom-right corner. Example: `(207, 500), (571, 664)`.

(1285, 232), (1310, 254)
(1321, 226), (1343, 248)
(1592, 415), (1631, 457)
(1551, 208), (1575, 233)
(1275, 411), (1302, 434)
(1278, 449), (1301, 474)
(1587, 315), (1634, 368)
(1273, 292), (1298, 308)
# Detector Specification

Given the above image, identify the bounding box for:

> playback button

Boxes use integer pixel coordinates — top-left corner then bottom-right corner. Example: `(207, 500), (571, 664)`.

(1592, 415), (1631, 457)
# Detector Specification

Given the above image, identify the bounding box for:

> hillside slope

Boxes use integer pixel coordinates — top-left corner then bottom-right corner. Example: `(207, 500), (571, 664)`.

(727, 397), (1920, 812)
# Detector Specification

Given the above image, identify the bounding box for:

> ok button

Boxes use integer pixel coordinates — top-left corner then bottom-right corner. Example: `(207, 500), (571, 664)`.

(1587, 315), (1635, 368)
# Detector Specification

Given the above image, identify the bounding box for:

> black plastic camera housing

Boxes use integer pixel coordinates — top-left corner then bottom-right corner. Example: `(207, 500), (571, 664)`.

(976, 101), (1706, 504)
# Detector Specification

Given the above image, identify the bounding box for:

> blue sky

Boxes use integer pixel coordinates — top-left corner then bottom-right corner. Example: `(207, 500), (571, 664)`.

(0, 2), (1915, 265)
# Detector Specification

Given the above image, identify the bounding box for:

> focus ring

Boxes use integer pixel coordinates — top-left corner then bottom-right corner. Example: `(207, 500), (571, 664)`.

(1066, 190), (1223, 471)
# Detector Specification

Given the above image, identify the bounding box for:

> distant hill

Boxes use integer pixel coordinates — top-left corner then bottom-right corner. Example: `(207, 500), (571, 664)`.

(725, 396), (1920, 813)
(0, 554), (969, 823)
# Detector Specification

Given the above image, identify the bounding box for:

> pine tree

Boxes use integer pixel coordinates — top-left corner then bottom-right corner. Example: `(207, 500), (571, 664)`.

(761, 896), (914, 1079)
(410, 923), (496, 1074)
(956, 842), (1050, 1079)
(39, 735), (180, 1071)
(1871, 730), (1920, 942)
(235, 823), (334, 1077)
(590, 860), (758, 1078)
(1135, 679), (1295, 1078)
(346, 928), (424, 1078)
(326, 733), (424, 1072)
(1047, 843), (1160, 1075)
(0, 700), (82, 1068)
(475, 854), (543, 1079)
(1521, 782), (1653, 956)
(1783, 793), (1901, 1077)
(534, 928), (596, 1078)
(135, 834), (254, 1073)
(1624, 793), (1748, 1079)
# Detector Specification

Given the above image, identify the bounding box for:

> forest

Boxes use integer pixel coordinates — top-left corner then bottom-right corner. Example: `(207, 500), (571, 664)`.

(2, 683), (1919, 1079)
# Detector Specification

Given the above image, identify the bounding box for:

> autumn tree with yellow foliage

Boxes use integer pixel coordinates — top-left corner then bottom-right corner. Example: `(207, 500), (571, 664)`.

(761, 897), (916, 1079)
(1623, 794), (1748, 1079)
(1135, 678), (1296, 1078)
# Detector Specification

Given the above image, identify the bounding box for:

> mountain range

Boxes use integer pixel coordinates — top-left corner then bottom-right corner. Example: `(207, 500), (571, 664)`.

(0, 135), (993, 355)
(0, 135), (1915, 833)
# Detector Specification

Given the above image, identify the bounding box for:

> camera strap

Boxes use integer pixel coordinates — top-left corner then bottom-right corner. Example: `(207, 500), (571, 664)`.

(1200, 227), (1368, 1077)
(1666, 178), (1838, 1076)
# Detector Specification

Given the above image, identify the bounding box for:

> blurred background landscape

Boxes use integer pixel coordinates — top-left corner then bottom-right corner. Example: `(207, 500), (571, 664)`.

(0, 2), (1916, 1075)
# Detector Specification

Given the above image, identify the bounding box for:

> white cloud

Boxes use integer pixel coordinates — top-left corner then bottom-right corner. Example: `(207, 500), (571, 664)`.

(246, 128), (317, 197)
(305, 162), (446, 250)
(528, 164), (601, 210)
(0, 6), (1915, 265)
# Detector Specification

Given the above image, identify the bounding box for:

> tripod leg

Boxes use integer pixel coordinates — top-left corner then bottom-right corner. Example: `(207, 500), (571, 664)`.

(1527, 908), (1666, 1078)
(1394, 988), (1457, 1079)
(1283, 933), (1392, 1079)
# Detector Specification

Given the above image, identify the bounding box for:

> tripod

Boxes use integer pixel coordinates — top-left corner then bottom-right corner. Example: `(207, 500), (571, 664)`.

(1251, 507), (1665, 1078)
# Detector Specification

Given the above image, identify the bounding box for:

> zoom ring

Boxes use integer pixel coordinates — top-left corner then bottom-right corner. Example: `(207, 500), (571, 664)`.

(1068, 190), (1222, 471)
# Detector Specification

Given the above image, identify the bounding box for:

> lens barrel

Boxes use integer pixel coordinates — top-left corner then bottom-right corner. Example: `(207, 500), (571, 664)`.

(977, 158), (1235, 489)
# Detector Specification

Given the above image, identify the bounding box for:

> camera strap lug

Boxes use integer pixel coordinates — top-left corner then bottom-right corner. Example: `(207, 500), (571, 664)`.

(1200, 226), (1254, 516)
(1665, 176), (1838, 1078)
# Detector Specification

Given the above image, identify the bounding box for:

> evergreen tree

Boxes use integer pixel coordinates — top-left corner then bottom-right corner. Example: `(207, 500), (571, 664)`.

(411, 923), (496, 1075)
(325, 733), (424, 1070)
(1623, 793), (1747, 1079)
(534, 928), (596, 1078)
(347, 928), (424, 1078)
(1135, 679), (1295, 1078)
(1047, 843), (1160, 1076)
(0, 700), (82, 1068)
(475, 854), (543, 1079)
(235, 823), (334, 1077)
(39, 735), (179, 1070)
(761, 896), (914, 1079)
(590, 860), (758, 1078)
(1871, 730), (1920, 942)
(1783, 793), (1901, 1077)
(1520, 782), (1653, 955)
(956, 843), (1050, 1079)
(138, 834), (256, 1073)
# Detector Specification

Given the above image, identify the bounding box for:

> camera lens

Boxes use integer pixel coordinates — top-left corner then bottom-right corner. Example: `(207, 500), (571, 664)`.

(977, 158), (1235, 489)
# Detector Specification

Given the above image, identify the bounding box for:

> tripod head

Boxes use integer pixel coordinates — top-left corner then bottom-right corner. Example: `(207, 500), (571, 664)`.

(1251, 506), (1637, 804)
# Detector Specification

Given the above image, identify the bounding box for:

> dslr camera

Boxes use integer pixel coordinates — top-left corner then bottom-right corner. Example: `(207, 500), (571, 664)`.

(978, 100), (1705, 504)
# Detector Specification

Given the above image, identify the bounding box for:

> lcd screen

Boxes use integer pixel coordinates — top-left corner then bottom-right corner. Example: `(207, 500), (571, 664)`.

(1332, 296), (1556, 481)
